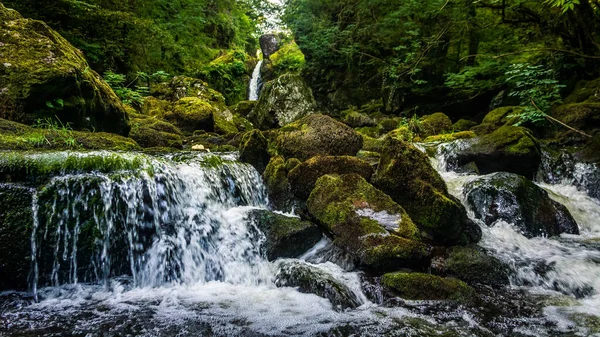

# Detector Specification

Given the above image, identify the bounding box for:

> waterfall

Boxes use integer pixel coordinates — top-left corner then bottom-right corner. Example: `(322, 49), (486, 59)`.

(249, 60), (263, 101)
(26, 152), (270, 298)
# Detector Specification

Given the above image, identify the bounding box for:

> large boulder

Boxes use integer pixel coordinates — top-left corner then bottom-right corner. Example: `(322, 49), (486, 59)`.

(275, 114), (363, 161)
(288, 156), (374, 200)
(457, 126), (541, 178)
(464, 172), (579, 238)
(471, 107), (523, 135)
(0, 184), (34, 290)
(420, 112), (453, 137)
(249, 210), (321, 261)
(372, 138), (481, 245)
(263, 156), (298, 212)
(381, 272), (474, 302)
(307, 174), (430, 271)
(129, 115), (183, 149)
(551, 103), (600, 136)
(564, 77), (600, 104)
(249, 74), (316, 130)
(239, 130), (270, 174)
(432, 246), (511, 287)
(152, 76), (227, 106)
(0, 4), (130, 135)
(165, 97), (215, 134)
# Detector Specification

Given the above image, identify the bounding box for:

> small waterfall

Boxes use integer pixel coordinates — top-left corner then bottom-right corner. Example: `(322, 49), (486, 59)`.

(249, 60), (263, 101)
(26, 152), (270, 298)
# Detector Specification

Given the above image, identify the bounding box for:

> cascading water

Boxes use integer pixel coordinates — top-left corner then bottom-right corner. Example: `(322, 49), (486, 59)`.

(249, 60), (264, 101)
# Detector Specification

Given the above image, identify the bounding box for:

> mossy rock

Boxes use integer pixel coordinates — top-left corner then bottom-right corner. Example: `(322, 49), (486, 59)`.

(275, 114), (363, 161)
(0, 4), (129, 135)
(142, 97), (171, 117)
(0, 118), (140, 151)
(452, 119), (477, 132)
(263, 156), (296, 212)
(288, 156), (374, 200)
(232, 114), (254, 132)
(248, 209), (322, 261)
(239, 129), (270, 174)
(551, 103), (600, 136)
(458, 125), (541, 178)
(248, 73), (316, 130)
(464, 172), (579, 238)
(0, 184), (34, 290)
(166, 97), (215, 134)
(471, 107), (524, 135)
(340, 107), (376, 128)
(307, 174), (430, 271)
(230, 100), (257, 118)
(423, 131), (476, 143)
(361, 134), (385, 152)
(435, 246), (511, 287)
(355, 126), (384, 139)
(420, 113), (453, 137)
(185, 132), (227, 151)
(382, 272), (474, 302)
(152, 76), (226, 108)
(388, 126), (417, 142)
(129, 116), (183, 149)
(213, 108), (239, 136)
(564, 77), (600, 104)
(372, 137), (481, 246)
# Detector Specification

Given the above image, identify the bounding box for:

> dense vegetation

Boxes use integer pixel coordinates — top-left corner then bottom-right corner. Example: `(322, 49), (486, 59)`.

(283, 0), (600, 118)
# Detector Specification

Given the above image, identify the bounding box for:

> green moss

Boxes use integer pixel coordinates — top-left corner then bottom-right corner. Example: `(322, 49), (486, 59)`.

(199, 50), (254, 105)
(129, 116), (183, 149)
(307, 174), (428, 271)
(275, 114), (363, 161)
(382, 272), (474, 302)
(443, 246), (510, 286)
(269, 40), (306, 78)
(288, 156), (374, 200)
(551, 103), (600, 134)
(564, 77), (600, 104)
(420, 113), (453, 137)
(263, 156), (295, 212)
(388, 126), (417, 142)
(232, 114), (254, 132)
(472, 107), (523, 135)
(355, 126), (384, 139)
(166, 97), (214, 134)
(213, 109), (239, 136)
(423, 131), (476, 143)
(230, 100), (257, 118)
(142, 97), (171, 117)
(476, 125), (539, 155)
(373, 137), (480, 245)
(0, 4), (129, 135)
(239, 129), (270, 174)
(452, 119), (477, 132)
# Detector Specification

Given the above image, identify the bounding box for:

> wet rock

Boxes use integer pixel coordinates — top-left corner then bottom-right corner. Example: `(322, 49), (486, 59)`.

(0, 184), (34, 290)
(166, 97), (215, 134)
(129, 115), (183, 149)
(275, 260), (362, 309)
(248, 210), (321, 261)
(457, 126), (541, 178)
(230, 100), (256, 118)
(238, 130), (270, 174)
(373, 138), (481, 246)
(307, 174), (430, 271)
(433, 246), (511, 287)
(381, 272), (475, 302)
(263, 156), (297, 212)
(288, 156), (374, 200)
(464, 172), (579, 238)
(248, 74), (316, 130)
(260, 34), (280, 60)
(0, 4), (129, 135)
(275, 114), (363, 161)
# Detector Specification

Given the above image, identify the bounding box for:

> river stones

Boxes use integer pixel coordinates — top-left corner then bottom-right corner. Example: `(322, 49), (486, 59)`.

(372, 137), (481, 246)
(381, 272), (475, 302)
(464, 172), (579, 238)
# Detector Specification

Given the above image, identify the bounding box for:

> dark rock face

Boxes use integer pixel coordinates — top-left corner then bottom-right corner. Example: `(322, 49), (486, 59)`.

(0, 4), (130, 135)
(248, 209), (322, 261)
(275, 260), (362, 310)
(0, 184), (34, 290)
(239, 130), (270, 174)
(260, 34), (280, 59)
(457, 126), (541, 178)
(432, 246), (511, 287)
(275, 114), (363, 161)
(372, 138), (481, 246)
(288, 156), (374, 200)
(464, 172), (579, 238)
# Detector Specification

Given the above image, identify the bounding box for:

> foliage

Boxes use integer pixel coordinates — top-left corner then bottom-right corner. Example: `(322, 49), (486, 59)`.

(505, 63), (565, 125)
(30, 117), (80, 148)
(104, 70), (173, 107)
(198, 50), (251, 105)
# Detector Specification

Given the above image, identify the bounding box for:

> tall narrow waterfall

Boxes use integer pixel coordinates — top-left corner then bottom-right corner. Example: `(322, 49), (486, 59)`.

(249, 60), (263, 101)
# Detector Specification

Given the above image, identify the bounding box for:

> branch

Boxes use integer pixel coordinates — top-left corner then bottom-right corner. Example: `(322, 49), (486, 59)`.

(530, 99), (592, 138)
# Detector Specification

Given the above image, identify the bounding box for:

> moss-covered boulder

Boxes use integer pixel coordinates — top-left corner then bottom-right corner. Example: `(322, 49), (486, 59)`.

(275, 114), (363, 161)
(0, 184), (34, 290)
(372, 138), (481, 246)
(340, 107), (377, 128)
(249, 210), (322, 261)
(471, 107), (523, 135)
(0, 118), (140, 151)
(564, 77), (600, 104)
(432, 246), (510, 287)
(239, 130), (270, 174)
(551, 103), (600, 136)
(307, 174), (430, 271)
(152, 76), (226, 107)
(275, 260), (362, 310)
(423, 131), (476, 143)
(381, 272), (474, 302)
(263, 156), (296, 212)
(248, 74), (316, 130)
(129, 116), (183, 149)
(453, 119), (477, 132)
(464, 172), (579, 238)
(420, 113), (453, 137)
(166, 97), (214, 134)
(213, 107), (239, 136)
(288, 156), (374, 200)
(230, 100), (257, 118)
(457, 126), (541, 177)
(0, 4), (129, 135)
